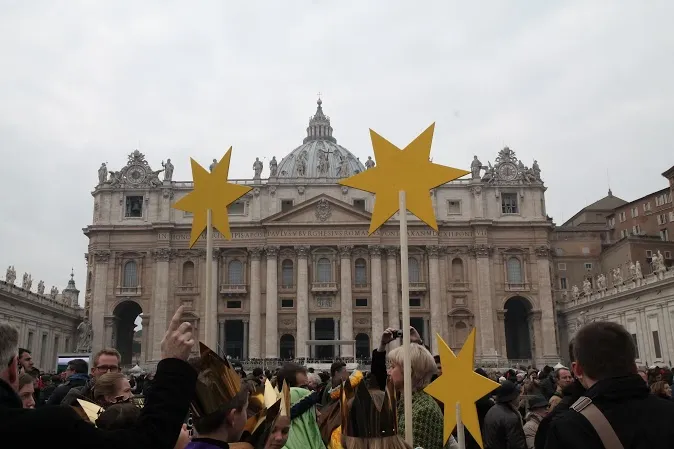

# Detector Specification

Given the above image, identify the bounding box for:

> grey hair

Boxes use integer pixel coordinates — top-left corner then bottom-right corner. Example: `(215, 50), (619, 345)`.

(387, 343), (438, 392)
(0, 323), (19, 367)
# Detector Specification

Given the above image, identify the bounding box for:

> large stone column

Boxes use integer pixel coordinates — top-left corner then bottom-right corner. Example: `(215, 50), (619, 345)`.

(339, 246), (354, 357)
(385, 247), (400, 330)
(369, 246), (384, 347)
(473, 245), (497, 360)
(248, 248), (263, 359)
(296, 246), (310, 358)
(535, 246), (560, 360)
(91, 251), (111, 353)
(151, 248), (172, 360)
(427, 246), (442, 354)
(218, 321), (226, 357)
(265, 246), (279, 358)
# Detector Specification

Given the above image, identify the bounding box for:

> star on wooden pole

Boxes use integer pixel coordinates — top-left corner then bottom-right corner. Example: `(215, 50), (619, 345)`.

(338, 123), (470, 234)
(172, 148), (252, 247)
(425, 330), (500, 448)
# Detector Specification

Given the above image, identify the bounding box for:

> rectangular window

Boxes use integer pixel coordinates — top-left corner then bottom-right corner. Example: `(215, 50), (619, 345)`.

(632, 225), (641, 235)
(125, 196), (143, 218)
(653, 330), (662, 359)
(227, 201), (245, 215)
(409, 297), (422, 307)
(660, 229), (669, 241)
(226, 300), (242, 309)
(183, 211), (193, 218)
(646, 250), (653, 258)
(65, 338), (70, 352)
(620, 229), (627, 238)
(560, 277), (567, 289)
(644, 202), (651, 211)
(619, 211), (626, 222)
(501, 193), (519, 214)
(657, 214), (666, 225)
(585, 263), (593, 270)
(281, 299), (294, 308)
(40, 333), (47, 366)
(665, 251), (672, 259)
(281, 199), (294, 213)
(27, 332), (34, 352)
(669, 211), (674, 222)
(557, 263), (567, 271)
(631, 207), (639, 218)
(353, 199), (366, 211)
(447, 200), (461, 215)
(355, 298), (368, 307)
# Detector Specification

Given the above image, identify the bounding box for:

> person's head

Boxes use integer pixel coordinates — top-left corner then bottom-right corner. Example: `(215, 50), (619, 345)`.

(192, 385), (250, 442)
(527, 395), (548, 417)
(387, 343), (437, 392)
(433, 355), (442, 376)
(495, 380), (520, 407)
(0, 323), (20, 391)
(342, 390), (412, 449)
(572, 321), (637, 389)
(541, 365), (553, 378)
(638, 369), (648, 384)
(554, 367), (573, 390)
(650, 380), (672, 398)
(95, 402), (141, 430)
(330, 361), (348, 385)
(264, 415), (291, 449)
(66, 358), (89, 378)
(18, 348), (33, 372)
(93, 372), (133, 406)
(277, 362), (308, 388)
(307, 372), (321, 390)
(252, 367), (264, 380)
(18, 373), (35, 409)
(92, 349), (121, 378)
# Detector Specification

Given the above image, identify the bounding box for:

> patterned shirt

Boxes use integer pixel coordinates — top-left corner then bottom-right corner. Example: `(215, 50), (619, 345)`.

(397, 390), (445, 449)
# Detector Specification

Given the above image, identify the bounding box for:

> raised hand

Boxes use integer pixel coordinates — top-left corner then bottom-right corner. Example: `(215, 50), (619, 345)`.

(161, 306), (195, 361)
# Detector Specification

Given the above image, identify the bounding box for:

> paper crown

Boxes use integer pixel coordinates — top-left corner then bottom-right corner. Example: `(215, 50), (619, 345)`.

(340, 379), (398, 439)
(74, 398), (105, 425)
(243, 380), (291, 447)
(190, 342), (242, 419)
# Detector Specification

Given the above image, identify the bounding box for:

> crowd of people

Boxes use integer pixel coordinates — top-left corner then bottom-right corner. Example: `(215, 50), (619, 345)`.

(1, 309), (674, 449)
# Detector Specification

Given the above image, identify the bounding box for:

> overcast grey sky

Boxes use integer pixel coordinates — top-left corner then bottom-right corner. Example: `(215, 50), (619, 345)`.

(1, 1), (672, 302)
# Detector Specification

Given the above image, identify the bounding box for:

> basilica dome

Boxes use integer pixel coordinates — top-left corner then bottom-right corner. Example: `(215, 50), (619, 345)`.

(275, 99), (366, 180)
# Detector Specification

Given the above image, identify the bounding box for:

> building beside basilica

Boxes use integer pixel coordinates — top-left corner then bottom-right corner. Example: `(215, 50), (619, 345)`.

(85, 100), (560, 367)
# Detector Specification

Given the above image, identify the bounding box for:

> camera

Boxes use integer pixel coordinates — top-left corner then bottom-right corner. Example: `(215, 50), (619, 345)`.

(392, 329), (404, 339)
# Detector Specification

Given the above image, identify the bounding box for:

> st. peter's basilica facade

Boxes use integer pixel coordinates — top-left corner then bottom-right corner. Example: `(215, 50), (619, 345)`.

(84, 100), (559, 367)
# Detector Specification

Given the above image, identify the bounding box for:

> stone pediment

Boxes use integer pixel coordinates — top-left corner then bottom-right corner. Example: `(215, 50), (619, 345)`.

(262, 194), (371, 225)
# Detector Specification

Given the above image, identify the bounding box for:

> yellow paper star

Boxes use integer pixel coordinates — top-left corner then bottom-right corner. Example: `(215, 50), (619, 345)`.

(424, 330), (500, 448)
(339, 124), (469, 234)
(172, 148), (252, 247)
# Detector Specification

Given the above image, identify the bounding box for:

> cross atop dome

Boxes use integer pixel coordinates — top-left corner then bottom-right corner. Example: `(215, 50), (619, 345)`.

(304, 97), (336, 144)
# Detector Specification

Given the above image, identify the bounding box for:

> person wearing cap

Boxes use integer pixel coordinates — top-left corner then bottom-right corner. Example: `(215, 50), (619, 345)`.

(522, 395), (547, 449)
(482, 380), (527, 449)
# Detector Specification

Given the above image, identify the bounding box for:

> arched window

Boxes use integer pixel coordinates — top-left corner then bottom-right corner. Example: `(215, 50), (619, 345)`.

(228, 260), (243, 284)
(182, 261), (195, 286)
(354, 258), (367, 286)
(408, 257), (420, 283)
(507, 257), (523, 285)
(280, 334), (295, 360)
(281, 259), (294, 287)
(122, 261), (137, 288)
(455, 321), (469, 346)
(355, 333), (370, 359)
(317, 258), (331, 282)
(451, 258), (464, 283)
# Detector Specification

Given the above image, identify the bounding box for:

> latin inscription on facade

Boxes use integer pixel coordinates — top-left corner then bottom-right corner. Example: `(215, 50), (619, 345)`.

(164, 229), (486, 241)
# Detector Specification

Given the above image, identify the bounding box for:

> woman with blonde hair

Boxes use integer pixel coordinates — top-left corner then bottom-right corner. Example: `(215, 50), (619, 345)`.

(650, 380), (672, 400)
(92, 372), (133, 407)
(371, 328), (458, 449)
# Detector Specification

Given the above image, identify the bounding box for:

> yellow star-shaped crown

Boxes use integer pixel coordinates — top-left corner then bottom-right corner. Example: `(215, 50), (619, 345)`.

(339, 123), (469, 234)
(424, 330), (499, 448)
(172, 148), (252, 247)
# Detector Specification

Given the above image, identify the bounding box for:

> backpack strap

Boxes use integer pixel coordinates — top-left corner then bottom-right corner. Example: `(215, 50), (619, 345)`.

(571, 396), (624, 449)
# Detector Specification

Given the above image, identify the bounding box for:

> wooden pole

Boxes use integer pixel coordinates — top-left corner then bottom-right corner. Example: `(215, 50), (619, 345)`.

(204, 209), (217, 349)
(456, 401), (466, 449)
(399, 190), (413, 446)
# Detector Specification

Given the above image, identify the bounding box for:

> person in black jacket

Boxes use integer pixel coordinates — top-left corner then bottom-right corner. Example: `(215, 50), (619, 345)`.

(544, 321), (674, 449)
(0, 305), (198, 449)
(46, 358), (90, 405)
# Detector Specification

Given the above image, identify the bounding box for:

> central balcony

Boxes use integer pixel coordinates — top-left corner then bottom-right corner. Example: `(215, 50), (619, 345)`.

(400, 282), (427, 292)
(220, 284), (248, 296)
(311, 281), (338, 293)
(115, 286), (141, 296)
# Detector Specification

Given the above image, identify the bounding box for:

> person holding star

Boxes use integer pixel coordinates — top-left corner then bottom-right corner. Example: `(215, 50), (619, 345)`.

(370, 327), (458, 449)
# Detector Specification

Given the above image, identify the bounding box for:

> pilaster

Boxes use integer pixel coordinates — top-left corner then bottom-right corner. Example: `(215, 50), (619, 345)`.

(339, 245), (353, 357)
(91, 250), (110, 353)
(265, 246), (279, 358)
(248, 247), (263, 359)
(295, 246), (310, 358)
(369, 245), (384, 348)
(427, 245), (442, 354)
(151, 248), (172, 360)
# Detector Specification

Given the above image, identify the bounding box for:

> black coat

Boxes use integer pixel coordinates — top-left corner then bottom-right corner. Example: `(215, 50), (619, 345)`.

(534, 379), (585, 449)
(539, 375), (556, 401)
(544, 374), (674, 449)
(0, 358), (196, 449)
(46, 374), (90, 406)
(482, 402), (527, 449)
